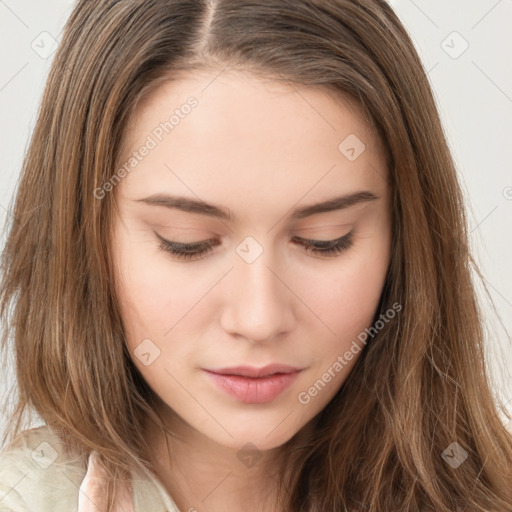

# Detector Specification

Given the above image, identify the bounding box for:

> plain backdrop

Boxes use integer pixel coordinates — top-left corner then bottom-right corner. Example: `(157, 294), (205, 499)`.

(0, 0), (511, 438)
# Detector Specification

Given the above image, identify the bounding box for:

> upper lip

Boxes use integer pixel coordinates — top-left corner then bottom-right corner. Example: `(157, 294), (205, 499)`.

(204, 364), (301, 378)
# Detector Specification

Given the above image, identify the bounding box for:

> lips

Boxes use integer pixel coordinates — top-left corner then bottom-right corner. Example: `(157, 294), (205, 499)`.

(205, 364), (301, 378)
(203, 364), (302, 404)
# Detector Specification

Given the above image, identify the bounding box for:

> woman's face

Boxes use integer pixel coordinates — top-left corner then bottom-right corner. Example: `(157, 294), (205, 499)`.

(111, 70), (391, 452)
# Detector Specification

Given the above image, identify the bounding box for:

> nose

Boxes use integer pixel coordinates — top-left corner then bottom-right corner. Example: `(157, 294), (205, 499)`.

(220, 246), (295, 344)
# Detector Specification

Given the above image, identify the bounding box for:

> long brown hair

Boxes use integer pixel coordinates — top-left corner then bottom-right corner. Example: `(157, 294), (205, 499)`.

(1, 0), (511, 510)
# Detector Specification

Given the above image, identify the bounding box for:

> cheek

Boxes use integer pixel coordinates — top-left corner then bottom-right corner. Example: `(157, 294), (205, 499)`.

(112, 227), (192, 346)
(294, 242), (390, 340)
(289, 247), (390, 410)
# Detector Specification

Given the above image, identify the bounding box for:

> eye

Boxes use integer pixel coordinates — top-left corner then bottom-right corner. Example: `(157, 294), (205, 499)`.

(291, 231), (354, 256)
(155, 231), (354, 261)
(156, 234), (220, 261)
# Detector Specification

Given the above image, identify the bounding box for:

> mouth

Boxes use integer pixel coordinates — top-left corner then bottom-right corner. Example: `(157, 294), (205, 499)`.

(202, 364), (302, 404)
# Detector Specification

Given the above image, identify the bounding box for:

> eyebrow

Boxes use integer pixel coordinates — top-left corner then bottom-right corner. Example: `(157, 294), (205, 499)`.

(133, 190), (379, 221)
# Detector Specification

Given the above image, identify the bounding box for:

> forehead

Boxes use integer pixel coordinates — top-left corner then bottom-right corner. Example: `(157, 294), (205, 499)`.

(116, 70), (388, 217)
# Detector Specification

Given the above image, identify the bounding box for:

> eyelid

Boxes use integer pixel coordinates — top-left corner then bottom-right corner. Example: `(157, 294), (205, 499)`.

(293, 223), (353, 233)
(291, 233), (350, 246)
(154, 231), (217, 250)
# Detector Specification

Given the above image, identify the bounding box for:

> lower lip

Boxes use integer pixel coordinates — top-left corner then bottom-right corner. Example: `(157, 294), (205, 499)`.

(203, 370), (300, 404)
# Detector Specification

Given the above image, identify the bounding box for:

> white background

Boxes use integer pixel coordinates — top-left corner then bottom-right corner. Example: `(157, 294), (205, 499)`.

(0, 0), (511, 437)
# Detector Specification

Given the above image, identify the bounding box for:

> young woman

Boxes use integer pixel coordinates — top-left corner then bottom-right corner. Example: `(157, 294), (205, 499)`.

(1, 0), (511, 511)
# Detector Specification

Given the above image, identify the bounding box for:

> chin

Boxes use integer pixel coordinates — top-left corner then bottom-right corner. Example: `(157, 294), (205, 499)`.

(199, 411), (311, 453)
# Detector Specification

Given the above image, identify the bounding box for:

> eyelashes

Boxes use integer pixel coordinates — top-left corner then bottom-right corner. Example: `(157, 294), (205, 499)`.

(157, 237), (219, 260)
(156, 231), (354, 261)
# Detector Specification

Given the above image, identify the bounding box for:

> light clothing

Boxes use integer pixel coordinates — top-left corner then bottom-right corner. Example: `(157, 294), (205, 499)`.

(0, 425), (180, 512)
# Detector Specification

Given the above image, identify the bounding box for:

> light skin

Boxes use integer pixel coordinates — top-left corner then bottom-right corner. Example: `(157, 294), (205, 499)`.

(110, 69), (392, 512)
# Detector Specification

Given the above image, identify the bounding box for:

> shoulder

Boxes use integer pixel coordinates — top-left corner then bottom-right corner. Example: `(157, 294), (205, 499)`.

(0, 425), (86, 512)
